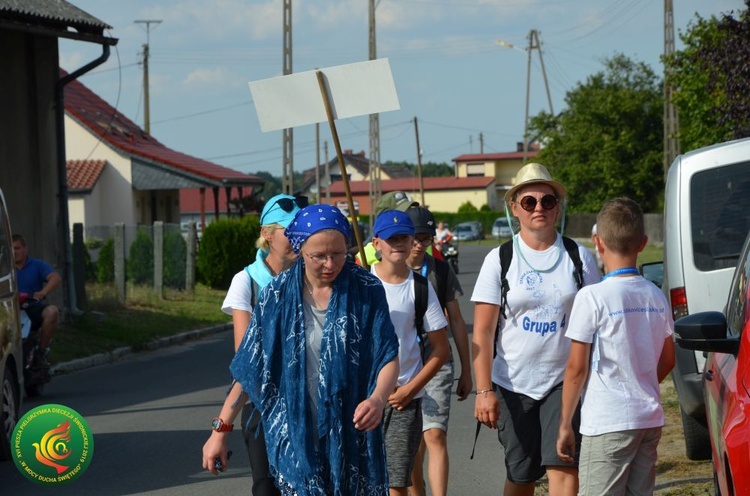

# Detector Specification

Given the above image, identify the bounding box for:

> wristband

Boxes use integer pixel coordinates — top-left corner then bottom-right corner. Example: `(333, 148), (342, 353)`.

(476, 388), (493, 395)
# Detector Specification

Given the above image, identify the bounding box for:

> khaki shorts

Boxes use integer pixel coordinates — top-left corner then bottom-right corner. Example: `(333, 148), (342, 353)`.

(579, 427), (662, 496)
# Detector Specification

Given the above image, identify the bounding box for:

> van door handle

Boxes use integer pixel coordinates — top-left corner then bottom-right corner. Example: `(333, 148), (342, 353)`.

(704, 370), (714, 382)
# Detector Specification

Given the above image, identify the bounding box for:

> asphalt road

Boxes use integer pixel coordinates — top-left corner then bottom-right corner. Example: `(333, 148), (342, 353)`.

(0, 243), (504, 496)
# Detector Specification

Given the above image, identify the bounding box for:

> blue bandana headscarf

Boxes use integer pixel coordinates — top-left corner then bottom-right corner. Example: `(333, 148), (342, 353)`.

(230, 257), (398, 495)
(285, 204), (352, 254)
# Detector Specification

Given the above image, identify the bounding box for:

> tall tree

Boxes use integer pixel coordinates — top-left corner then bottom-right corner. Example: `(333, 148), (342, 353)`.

(529, 54), (663, 213)
(666, 1), (750, 152)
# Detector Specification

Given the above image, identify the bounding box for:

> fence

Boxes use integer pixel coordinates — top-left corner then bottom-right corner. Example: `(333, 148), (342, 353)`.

(71, 221), (199, 305)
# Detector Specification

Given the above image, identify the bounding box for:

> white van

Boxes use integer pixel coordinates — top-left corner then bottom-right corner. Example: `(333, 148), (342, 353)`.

(663, 137), (750, 460)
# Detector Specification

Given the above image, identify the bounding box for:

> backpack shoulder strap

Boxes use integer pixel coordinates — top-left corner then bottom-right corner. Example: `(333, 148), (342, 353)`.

(413, 272), (429, 345)
(433, 258), (451, 310)
(498, 240), (514, 319)
(561, 236), (584, 290)
(244, 265), (260, 308)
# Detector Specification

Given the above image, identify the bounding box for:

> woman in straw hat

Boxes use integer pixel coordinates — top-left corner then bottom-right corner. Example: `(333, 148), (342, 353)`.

(470, 163), (600, 496)
(204, 204), (399, 495)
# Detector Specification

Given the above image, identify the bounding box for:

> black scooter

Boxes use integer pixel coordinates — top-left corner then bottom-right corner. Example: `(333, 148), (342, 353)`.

(437, 235), (459, 274)
(19, 293), (51, 397)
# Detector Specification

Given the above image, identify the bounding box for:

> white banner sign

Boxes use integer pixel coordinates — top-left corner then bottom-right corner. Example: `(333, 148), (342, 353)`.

(249, 58), (400, 132)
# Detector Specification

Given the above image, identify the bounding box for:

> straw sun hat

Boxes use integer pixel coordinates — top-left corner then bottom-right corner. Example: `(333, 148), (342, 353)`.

(504, 163), (567, 204)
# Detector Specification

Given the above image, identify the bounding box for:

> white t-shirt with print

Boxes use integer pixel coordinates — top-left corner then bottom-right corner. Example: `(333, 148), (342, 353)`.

(566, 276), (674, 436)
(372, 268), (448, 399)
(471, 234), (600, 400)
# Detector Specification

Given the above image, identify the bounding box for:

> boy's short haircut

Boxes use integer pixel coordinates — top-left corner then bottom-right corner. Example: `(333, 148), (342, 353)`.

(596, 197), (644, 255)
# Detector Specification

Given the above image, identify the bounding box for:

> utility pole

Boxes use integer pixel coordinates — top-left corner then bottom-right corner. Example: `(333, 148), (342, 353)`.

(414, 117), (425, 205)
(315, 122), (320, 203)
(368, 0), (381, 226)
(282, 0), (294, 194)
(479, 132), (484, 154)
(663, 0), (681, 180)
(324, 141), (330, 204)
(522, 29), (553, 163)
(134, 19), (161, 134)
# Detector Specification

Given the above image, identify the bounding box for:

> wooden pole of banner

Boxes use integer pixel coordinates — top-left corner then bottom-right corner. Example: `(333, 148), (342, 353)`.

(315, 71), (369, 270)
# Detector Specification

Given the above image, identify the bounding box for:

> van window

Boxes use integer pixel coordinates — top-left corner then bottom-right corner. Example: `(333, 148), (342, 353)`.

(690, 161), (750, 271)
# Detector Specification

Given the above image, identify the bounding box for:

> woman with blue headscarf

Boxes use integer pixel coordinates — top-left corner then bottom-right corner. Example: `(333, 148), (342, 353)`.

(203, 204), (400, 495)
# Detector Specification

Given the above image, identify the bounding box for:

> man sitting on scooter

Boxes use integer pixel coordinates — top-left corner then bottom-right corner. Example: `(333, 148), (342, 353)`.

(13, 234), (61, 368)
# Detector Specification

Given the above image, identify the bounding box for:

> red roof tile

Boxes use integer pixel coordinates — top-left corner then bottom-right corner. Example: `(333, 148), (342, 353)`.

(328, 176), (495, 194)
(451, 150), (538, 162)
(63, 71), (263, 187)
(67, 159), (105, 192)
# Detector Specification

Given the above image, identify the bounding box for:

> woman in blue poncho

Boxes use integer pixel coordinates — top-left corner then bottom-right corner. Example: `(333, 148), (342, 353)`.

(203, 204), (400, 495)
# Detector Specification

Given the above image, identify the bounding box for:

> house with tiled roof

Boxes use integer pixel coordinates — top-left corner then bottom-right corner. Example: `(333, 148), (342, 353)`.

(453, 142), (539, 208)
(298, 149), (415, 200)
(327, 176), (497, 214)
(64, 75), (264, 233)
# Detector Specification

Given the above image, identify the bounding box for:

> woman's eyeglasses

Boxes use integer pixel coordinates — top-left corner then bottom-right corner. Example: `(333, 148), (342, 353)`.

(303, 251), (347, 266)
(518, 194), (558, 212)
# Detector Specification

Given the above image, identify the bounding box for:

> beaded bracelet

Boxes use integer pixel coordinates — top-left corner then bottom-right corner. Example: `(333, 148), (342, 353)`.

(476, 388), (493, 395)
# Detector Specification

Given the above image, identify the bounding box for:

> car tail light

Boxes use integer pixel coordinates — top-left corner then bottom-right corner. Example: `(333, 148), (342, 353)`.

(670, 287), (688, 320)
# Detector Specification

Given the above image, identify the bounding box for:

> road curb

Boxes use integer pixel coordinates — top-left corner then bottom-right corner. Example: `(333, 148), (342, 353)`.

(50, 322), (232, 375)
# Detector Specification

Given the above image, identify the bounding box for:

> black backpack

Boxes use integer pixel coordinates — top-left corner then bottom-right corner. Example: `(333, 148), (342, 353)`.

(413, 259), (451, 358)
(413, 272), (429, 356)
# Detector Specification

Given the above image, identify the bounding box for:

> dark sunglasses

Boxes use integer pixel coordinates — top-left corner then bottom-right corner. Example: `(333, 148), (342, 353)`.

(518, 194), (558, 212)
(261, 196), (309, 224)
(276, 195), (308, 212)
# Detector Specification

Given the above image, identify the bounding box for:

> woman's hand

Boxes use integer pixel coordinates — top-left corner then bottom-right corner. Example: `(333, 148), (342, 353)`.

(202, 432), (230, 475)
(353, 396), (385, 431)
(474, 390), (499, 429)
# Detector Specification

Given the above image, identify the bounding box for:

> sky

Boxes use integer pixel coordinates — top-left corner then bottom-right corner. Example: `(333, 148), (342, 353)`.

(60, 0), (744, 179)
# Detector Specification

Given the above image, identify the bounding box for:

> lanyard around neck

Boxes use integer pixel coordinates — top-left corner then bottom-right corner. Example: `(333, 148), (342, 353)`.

(602, 267), (639, 280)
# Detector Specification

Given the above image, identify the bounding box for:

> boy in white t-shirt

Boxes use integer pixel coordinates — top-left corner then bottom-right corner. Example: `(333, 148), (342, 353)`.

(371, 209), (450, 496)
(557, 197), (676, 496)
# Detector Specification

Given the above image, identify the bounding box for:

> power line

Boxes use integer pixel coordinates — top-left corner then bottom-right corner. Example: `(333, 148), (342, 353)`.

(151, 101), (252, 125)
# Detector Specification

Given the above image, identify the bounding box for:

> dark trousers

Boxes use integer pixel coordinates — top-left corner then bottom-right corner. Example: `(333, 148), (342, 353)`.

(241, 402), (280, 496)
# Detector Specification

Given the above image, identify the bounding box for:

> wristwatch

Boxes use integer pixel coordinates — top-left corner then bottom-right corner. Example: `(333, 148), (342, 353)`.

(211, 417), (234, 432)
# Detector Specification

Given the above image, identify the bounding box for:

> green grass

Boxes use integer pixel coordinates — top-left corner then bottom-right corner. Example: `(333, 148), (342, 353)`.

(51, 283), (229, 364)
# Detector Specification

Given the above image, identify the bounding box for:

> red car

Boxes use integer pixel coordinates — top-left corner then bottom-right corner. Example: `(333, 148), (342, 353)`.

(675, 230), (750, 495)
